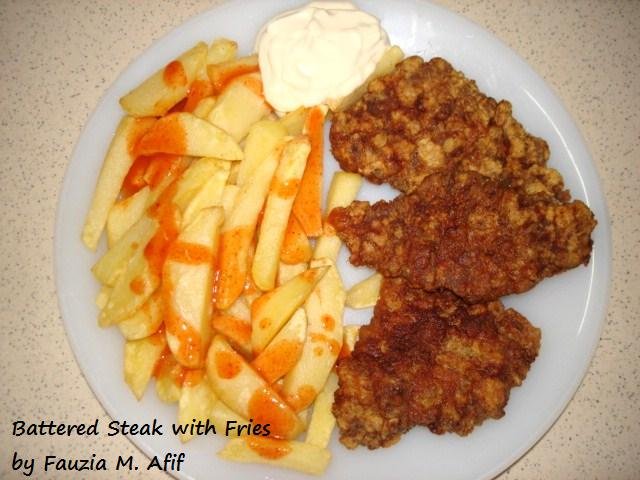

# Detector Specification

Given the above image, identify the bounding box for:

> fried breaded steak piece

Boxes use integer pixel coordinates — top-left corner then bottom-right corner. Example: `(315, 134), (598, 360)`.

(329, 170), (596, 303)
(333, 278), (541, 449)
(330, 56), (566, 199)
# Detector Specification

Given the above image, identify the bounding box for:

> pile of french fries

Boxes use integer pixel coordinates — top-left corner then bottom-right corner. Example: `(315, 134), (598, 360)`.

(82, 36), (403, 474)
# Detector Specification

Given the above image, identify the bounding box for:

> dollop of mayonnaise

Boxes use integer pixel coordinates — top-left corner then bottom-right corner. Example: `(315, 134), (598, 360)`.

(256, 1), (389, 112)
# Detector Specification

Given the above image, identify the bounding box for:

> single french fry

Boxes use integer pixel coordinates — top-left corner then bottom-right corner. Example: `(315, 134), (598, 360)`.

(106, 186), (151, 247)
(340, 325), (361, 359)
(251, 308), (306, 384)
(180, 159), (230, 227)
(305, 372), (339, 448)
(163, 208), (223, 368)
(280, 214), (312, 265)
(206, 335), (303, 439)
(237, 120), (287, 187)
(282, 259), (345, 412)
(221, 185), (239, 217)
(313, 171), (363, 262)
(207, 55), (259, 95)
(82, 116), (156, 250)
(251, 266), (328, 355)
(207, 38), (238, 66)
(154, 347), (185, 403)
(330, 45), (405, 112)
(100, 244), (159, 326)
(120, 42), (207, 117)
(277, 262), (308, 286)
(292, 106), (327, 237)
(134, 112), (242, 160)
(346, 273), (382, 309)
(278, 107), (309, 136)
(124, 330), (166, 400)
(252, 137), (311, 291)
(92, 214), (158, 286)
(219, 437), (331, 475)
(206, 73), (271, 142)
(118, 292), (163, 340)
(215, 145), (280, 309)
(177, 371), (216, 442)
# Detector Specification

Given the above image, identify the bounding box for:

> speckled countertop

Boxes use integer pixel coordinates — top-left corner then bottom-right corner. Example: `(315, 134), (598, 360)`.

(1, 0), (638, 479)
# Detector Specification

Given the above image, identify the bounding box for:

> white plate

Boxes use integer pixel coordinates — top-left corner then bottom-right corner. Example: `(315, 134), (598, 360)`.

(55, 1), (611, 479)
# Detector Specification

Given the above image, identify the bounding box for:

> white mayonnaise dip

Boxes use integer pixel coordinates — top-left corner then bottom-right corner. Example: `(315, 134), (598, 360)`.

(255, 1), (389, 112)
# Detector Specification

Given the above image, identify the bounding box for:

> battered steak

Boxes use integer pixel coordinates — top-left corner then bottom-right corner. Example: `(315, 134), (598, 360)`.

(330, 56), (566, 200)
(333, 277), (541, 449)
(329, 170), (596, 303)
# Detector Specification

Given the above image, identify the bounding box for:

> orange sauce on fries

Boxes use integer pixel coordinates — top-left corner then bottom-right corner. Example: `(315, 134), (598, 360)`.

(210, 64), (260, 95)
(284, 384), (316, 412)
(144, 182), (180, 278)
(182, 369), (205, 387)
(134, 114), (187, 157)
(252, 340), (302, 383)
(280, 214), (312, 264)
(310, 332), (340, 356)
(129, 276), (146, 295)
(183, 79), (214, 112)
(215, 226), (254, 309)
(214, 349), (243, 379)
(248, 388), (299, 438)
(166, 241), (213, 265)
(212, 315), (251, 349)
(321, 314), (335, 331)
(292, 106), (324, 236)
(122, 153), (181, 197)
(163, 60), (187, 87)
(271, 178), (300, 199)
(162, 268), (204, 367)
(246, 437), (292, 459)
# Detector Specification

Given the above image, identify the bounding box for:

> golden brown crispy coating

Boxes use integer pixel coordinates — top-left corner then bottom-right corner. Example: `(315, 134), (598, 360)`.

(333, 278), (541, 449)
(330, 56), (566, 200)
(329, 170), (596, 303)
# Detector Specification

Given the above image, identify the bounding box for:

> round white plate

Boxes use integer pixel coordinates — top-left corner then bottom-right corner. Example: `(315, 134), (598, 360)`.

(55, 1), (611, 479)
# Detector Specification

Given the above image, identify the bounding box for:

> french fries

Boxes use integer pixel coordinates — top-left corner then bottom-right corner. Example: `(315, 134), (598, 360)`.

(206, 336), (303, 439)
(123, 330), (166, 400)
(305, 372), (339, 448)
(251, 308), (306, 383)
(82, 116), (155, 250)
(120, 42), (208, 117)
(206, 73), (271, 142)
(292, 106), (327, 237)
(163, 207), (223, 368)
(237, 120), (287, 187)
(207, 55), (259, 94)
(219, 437), (330, 475)
(207, 38), (238, 66)
(251, 266), (328, 355)
(177, 371), (216, 442)
(281, 259), (345, 412)
(252, 137), (311, 291)
(134, 112), (243, 160)
(106, 185), (151, 246)
(280, 214), (312, 264)
(314, 171), (362, 262)
(118, 292), (162, 340)
(85, 32), (381, 476)
(215, 142), (281, 309)
(346, 273), (383, 309)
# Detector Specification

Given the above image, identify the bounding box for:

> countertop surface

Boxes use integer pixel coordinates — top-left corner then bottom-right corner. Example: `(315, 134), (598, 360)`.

(1, 0), (638, 479)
